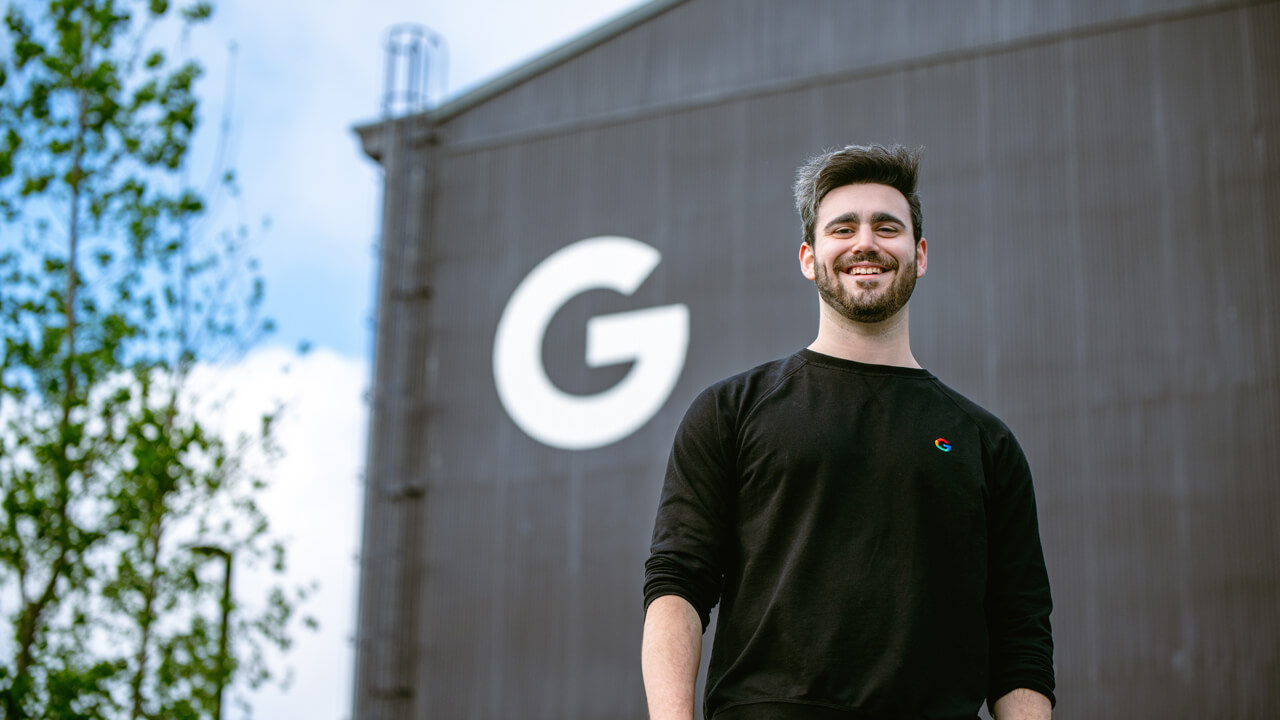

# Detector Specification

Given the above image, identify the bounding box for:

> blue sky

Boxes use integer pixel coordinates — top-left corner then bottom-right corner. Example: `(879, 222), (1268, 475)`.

(192, 0), (652, 362)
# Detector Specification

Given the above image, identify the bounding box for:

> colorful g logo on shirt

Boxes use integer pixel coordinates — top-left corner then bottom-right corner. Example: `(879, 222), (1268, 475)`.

(935, 438), (952, 452)
(493, 236), (689, 451)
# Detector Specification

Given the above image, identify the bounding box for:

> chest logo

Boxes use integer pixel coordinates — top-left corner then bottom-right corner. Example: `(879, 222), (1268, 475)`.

(934, 437), (952, 452)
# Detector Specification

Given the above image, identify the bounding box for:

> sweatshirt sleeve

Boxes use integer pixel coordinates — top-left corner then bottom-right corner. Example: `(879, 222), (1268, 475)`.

(984, 429), (1056, 710)
(643, 385), (736, 631)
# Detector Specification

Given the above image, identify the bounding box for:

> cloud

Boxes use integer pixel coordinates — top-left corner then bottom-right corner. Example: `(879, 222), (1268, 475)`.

(188, 346), (367, 719)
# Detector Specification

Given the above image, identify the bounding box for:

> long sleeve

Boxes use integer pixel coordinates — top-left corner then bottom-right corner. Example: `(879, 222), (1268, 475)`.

(984, 430), (1056, 709)
(643, 386), (736, 631)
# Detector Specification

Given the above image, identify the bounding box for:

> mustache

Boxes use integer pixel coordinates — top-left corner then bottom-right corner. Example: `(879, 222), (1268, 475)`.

(834, 253), (900, 272)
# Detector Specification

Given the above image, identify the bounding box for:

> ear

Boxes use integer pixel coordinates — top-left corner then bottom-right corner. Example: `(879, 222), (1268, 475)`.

(799, 241), (816, 281)
(915, 237), (927, 278)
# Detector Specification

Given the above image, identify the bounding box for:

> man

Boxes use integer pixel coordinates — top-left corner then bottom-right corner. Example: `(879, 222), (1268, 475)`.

(641, 144), (1054, 720)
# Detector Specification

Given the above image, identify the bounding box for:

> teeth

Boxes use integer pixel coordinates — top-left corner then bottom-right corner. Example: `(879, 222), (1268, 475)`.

(848, 267), (883, 275)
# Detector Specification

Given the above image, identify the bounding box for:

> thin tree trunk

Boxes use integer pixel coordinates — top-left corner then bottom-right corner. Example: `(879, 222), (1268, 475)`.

(7, 550), (67, 720)
(8, 19), (90, 719)
(130, 517), (164, 720)
(130, 393), (181, 718)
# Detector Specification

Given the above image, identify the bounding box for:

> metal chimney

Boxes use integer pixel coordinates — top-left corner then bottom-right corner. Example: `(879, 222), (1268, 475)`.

(382, 24), (445, 117)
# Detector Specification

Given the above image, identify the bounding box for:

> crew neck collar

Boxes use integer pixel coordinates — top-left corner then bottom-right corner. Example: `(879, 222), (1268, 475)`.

(797, 348), (933, 378)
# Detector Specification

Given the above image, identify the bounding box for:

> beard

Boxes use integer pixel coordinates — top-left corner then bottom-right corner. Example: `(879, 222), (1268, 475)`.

(814, 250), (918, 324)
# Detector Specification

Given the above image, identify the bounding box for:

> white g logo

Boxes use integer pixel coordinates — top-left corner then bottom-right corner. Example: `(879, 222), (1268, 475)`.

(493, 236), (689, 450)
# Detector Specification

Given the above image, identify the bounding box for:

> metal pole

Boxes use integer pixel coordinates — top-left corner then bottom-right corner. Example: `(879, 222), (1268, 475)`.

(192, 545), (232, 720)
(216, 554), (231, 720)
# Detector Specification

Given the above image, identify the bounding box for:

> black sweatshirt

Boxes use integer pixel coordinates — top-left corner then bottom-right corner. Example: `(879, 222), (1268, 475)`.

(644, 350), (1054, 719)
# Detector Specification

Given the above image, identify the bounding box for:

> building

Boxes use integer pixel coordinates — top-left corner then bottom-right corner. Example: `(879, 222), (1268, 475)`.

(352, 1), (1280, 717)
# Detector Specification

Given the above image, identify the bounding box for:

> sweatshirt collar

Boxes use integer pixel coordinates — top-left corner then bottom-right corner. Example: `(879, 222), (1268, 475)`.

(797, 348), (934, 379)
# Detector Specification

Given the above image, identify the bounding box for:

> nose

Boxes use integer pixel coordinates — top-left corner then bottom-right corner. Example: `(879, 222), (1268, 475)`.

(848, 225), (879, 254)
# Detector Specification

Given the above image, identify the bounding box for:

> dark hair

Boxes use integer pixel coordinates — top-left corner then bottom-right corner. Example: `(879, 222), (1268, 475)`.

(793, 144), (924, 245)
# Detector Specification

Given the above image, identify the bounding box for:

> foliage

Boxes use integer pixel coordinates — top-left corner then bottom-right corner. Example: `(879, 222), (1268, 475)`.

(0, 1), (304, 717)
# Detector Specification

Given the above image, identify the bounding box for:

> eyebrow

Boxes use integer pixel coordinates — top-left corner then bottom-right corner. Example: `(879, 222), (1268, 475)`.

(822, 211), (908, 233)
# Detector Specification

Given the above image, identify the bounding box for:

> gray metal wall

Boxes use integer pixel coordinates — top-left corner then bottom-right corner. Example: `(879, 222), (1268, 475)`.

(352, 1), (1280, 717)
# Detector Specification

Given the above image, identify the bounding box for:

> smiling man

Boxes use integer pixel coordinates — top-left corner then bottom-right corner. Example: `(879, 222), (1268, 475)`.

(642, 145), (1055, 720)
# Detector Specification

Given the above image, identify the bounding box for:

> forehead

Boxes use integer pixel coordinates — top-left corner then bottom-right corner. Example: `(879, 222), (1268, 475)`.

(815, 182), (911, 225)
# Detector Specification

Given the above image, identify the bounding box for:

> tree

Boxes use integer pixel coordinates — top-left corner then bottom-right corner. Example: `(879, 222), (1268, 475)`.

(0, 1), (305, 717)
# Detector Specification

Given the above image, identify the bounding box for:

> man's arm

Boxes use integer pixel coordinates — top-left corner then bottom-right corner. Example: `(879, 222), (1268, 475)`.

(984, 429), (1055, 710)
(641, 595), (703, 720)
(992, 688), (1051, 720)
(643, 386), (733, 718)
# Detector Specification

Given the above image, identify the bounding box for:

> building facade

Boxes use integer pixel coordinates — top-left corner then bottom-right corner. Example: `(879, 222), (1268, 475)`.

(352, 1), (1280, 717)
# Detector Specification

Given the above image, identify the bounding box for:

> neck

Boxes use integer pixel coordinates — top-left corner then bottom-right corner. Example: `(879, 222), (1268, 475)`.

(808, 302), (920, 368)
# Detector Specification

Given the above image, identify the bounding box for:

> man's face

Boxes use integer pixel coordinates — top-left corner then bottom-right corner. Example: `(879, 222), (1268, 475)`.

(799, 182), (927, 324)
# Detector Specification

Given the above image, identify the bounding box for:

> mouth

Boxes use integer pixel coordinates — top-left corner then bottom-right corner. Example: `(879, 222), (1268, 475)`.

(843, 265), (889, 277)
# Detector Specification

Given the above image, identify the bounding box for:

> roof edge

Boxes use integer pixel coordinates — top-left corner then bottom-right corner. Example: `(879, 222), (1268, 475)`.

(432, 0), (689, 123)
(354, 0), (687, 140)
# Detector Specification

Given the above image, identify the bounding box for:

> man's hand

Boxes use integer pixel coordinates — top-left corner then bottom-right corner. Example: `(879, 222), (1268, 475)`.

(641, 595), (703, 720)
(992, 688), (1051, 720)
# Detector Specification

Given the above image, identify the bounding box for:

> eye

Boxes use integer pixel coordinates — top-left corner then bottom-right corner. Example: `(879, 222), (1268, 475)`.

(876, 224), (901, 236)
(832, 226), (854, 236)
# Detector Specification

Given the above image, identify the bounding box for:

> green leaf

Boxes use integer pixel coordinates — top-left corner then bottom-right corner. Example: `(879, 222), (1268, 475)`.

(180, 2), (213, 22)
(14, 38), (43, 68)
(20, 173), (52, 196)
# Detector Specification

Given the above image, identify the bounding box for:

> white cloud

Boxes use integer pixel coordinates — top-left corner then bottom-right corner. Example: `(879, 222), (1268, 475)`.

(188, 346), (368, 720)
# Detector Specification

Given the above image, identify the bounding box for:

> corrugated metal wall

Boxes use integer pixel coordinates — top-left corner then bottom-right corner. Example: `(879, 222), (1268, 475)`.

(352, 1), (1280, 717)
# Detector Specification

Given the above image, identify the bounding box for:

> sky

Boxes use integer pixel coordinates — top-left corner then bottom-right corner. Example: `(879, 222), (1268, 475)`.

(181, 1), (651, 718)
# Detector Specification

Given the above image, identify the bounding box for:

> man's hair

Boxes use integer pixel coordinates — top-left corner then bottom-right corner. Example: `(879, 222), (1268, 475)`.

(793, 144), (924, 246)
